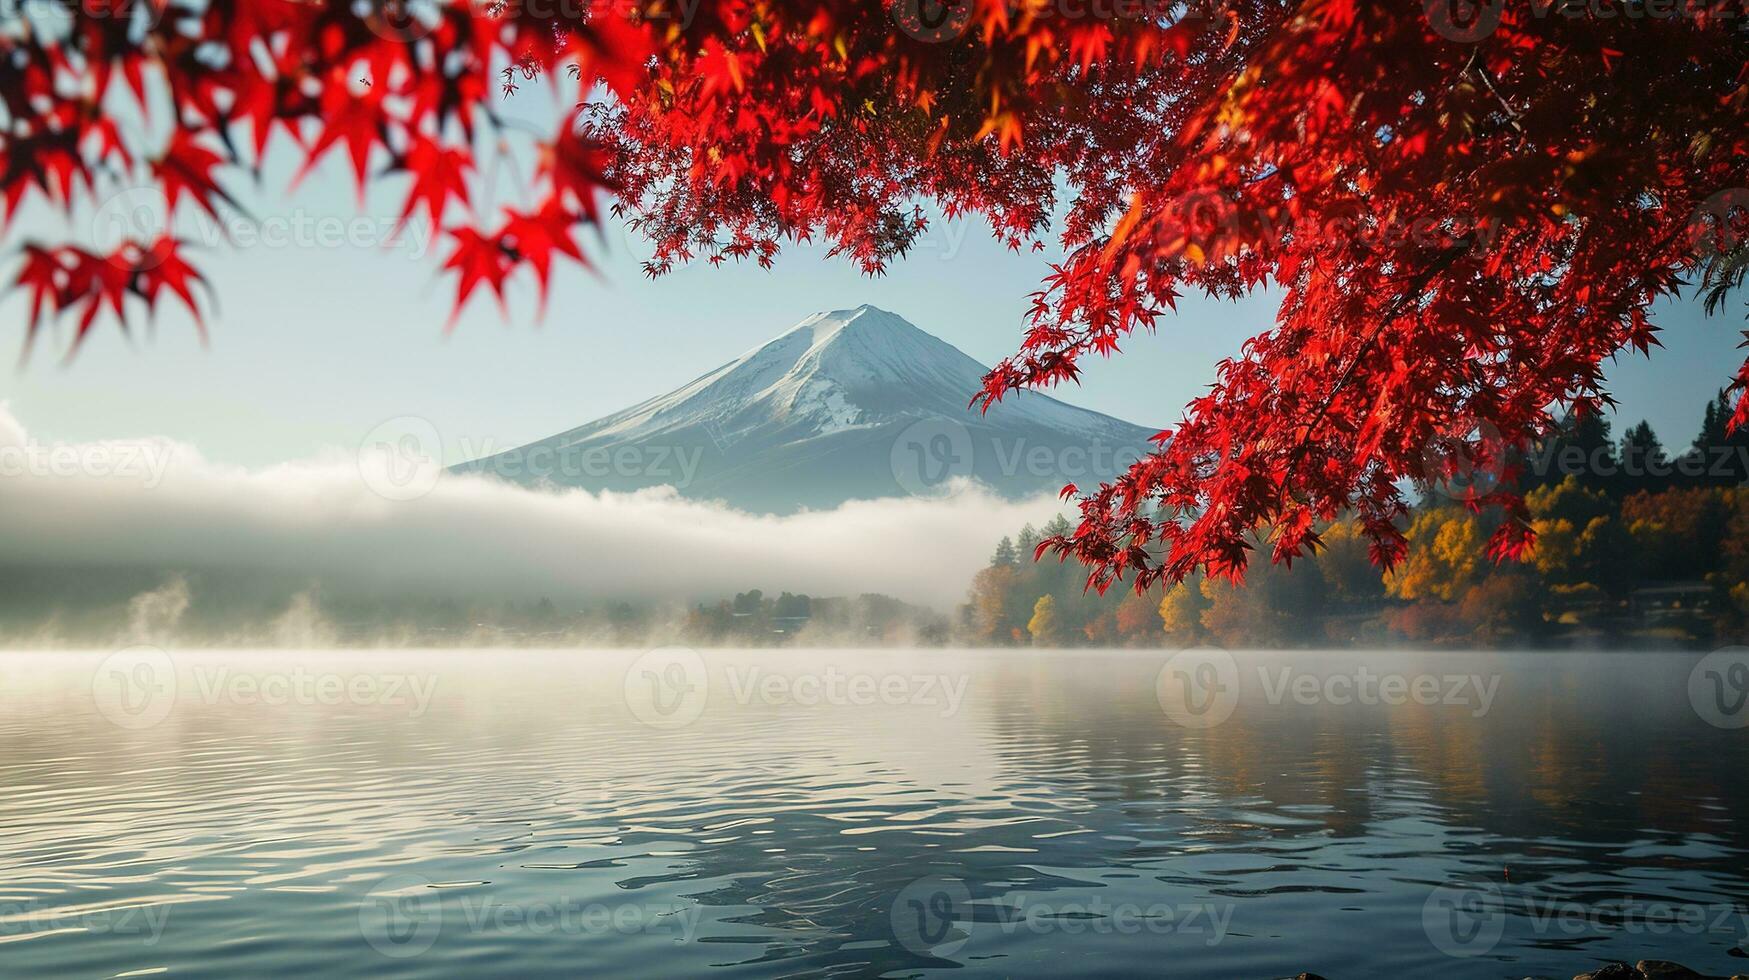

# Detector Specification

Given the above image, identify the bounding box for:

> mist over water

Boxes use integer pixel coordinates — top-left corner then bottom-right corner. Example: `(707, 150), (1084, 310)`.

(2, 648), (1745, 978)
(0, 405), (1062, 638)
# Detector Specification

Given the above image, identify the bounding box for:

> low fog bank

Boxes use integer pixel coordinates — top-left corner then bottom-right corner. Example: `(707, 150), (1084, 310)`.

(0, 571), (961, 649)
(0, 406), (1059, 648)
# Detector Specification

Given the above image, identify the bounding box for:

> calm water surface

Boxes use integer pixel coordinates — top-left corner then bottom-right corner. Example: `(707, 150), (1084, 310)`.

(1, 648), (1745, 978)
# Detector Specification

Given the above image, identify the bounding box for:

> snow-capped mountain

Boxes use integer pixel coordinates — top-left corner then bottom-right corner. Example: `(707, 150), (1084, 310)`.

(454, 305), (1157, 512)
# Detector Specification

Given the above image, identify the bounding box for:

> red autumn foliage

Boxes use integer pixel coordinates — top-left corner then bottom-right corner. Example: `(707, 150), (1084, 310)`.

(3, 0), (1747, 585)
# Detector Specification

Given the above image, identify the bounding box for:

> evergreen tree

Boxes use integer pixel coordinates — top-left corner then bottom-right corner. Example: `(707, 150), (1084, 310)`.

(991, 536), (1018, 566)
(1695, 391), (1731, 455)
(1618, 420), (1667, 493)
(1692, 389), (1749, 485)
(1016, 523), (1040, 559)
(1531, 410), (1616, 489)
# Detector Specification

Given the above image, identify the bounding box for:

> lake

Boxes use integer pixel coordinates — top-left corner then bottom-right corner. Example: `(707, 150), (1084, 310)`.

(1, 647), (1746, 978)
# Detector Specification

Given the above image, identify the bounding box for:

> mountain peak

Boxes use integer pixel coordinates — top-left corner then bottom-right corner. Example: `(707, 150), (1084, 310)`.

(457, 305), (1155, 512)
(784, 304), (920, 346)
(748, 305), (972, 397)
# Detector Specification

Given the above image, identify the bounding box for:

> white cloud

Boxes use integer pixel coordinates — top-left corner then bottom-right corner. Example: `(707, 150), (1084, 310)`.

(0, 406), (1062, 609)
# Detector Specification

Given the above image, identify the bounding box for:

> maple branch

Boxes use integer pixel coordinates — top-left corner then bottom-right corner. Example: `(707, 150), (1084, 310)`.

(1283, 242), (1470, 477)
(1470, 61), (1528, 141)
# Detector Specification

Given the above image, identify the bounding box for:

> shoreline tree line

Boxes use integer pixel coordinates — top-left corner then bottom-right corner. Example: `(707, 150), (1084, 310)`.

(964, 392), (1749, 649)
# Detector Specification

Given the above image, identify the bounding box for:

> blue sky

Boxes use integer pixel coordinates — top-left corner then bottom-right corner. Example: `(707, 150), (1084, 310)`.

(3, 144), (1743, 467)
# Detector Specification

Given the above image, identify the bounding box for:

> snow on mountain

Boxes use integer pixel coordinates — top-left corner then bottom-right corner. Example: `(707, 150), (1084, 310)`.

(455, 305), (1158, 512)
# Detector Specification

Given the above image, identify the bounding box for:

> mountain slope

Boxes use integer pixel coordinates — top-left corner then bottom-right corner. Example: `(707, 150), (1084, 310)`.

(455, 305), (1157, 512)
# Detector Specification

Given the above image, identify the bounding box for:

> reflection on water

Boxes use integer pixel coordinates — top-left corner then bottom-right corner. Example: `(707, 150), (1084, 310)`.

(0, 648), (1745, 978)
